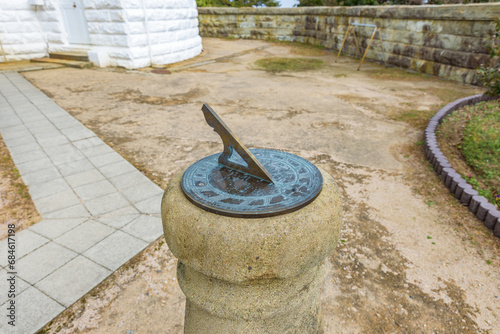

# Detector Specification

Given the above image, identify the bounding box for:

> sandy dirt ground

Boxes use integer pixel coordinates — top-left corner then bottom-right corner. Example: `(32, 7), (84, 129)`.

(0, 135), (41, 240)
(20, 38), (500, 333)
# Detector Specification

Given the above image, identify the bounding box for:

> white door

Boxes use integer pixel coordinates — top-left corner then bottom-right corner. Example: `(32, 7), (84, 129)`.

(60, 0), (90, 44)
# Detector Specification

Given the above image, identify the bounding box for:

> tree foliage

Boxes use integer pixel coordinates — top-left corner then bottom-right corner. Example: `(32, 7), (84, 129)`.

(296, 0), (490, 5)
(196, 0), (279, 7)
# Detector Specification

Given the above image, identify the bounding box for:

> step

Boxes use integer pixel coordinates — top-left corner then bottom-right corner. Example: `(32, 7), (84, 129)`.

(31, 58), (93, 69)
(49, 51), (89, 62)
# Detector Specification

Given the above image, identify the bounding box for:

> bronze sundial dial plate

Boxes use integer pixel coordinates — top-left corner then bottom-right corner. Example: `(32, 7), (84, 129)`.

(181, 104), (323, 218)
(182, 149), (323, 217)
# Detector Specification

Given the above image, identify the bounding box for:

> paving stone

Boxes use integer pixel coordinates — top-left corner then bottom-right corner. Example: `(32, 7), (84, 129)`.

(60, 125), (96, 141)
(44, 143), (80, 158)
(29, 218), (86, 239)
(122, 215), (163, 242)
(84, 192), (131, 216)
(38, 135), (70, 148)
(19, 111), (46, 123)
(80, 144), (116, 158)
(55, 220), (115, 253)
(56, 158), (94, 177)
(34, 130), (66, 141)
(40, 106), (67, 118)
(96, 214), (140, 229)
(83, 231), (147, 271)
(73, 179), (117, 201)
(97, 205), (140, 217)
(87, 150), (124, 167)
(35, 256), (111, 307)
(0, 109), (17, 121)
(28, 122), (59, 136)
(34, 190), (81, 215)
(72, 136), (105, 150)
(99, 160), (137, 179)
(15, 156), (53, 175)
(51, 117), (82, 130)
(42, 203), (90, 220)
(65, 168), (105, 188)
(108, 170), (152, 190)
(10, 147), (47, 165)
(0, 124), (29, 140)
(0, 115), (22, 128)
(50, 149), (86, 166)
(121, 181), (163, 204)
(28, 177), (72, 200)
(0, 229), (49, 267)
(7, 141), (40, 155)
(3, 133), (37, 148)
(22, 166), (61, 187)
(0, 287), (65, 333)
(17, 242), (77, 284)
(134, 193), (163, 214)
(0, 268), (30, 306)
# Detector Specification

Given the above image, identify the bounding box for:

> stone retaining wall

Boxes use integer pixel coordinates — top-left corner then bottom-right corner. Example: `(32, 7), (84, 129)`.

(198, 4), (500, 84)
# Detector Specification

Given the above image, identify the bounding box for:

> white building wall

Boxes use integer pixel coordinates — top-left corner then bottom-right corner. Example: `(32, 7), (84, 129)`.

(0, 1), (46, 61)
(0, 0), (202, 68)
(121, 0), (203, 68)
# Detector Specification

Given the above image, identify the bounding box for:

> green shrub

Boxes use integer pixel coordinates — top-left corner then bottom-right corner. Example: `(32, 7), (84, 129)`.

(477, 19), (500, 96)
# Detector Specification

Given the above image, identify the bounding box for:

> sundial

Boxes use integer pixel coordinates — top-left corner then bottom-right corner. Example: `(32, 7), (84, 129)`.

(181, 104), (323, 218)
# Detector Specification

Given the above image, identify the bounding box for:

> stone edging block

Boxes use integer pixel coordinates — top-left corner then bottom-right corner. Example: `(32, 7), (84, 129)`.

(424, 93), (500, 238)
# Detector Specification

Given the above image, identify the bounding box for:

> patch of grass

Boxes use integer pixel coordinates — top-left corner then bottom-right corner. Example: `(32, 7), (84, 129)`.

(334, 73), (348, 78)
(394, 109), (435, 130)
(255, 57), (324, 73)
(461, 101), (500, 203)
(393, 88), (477, 130)
(437, 100), (500, 208)
(270, 40), (327, 57)
(367, 67), (426, 81)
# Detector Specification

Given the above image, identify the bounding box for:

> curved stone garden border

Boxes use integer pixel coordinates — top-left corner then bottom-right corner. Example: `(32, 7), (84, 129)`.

(424, 93), (500, 239)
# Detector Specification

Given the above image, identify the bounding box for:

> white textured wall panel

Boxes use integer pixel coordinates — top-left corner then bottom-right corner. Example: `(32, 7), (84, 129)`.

(1, 0), (202, 67)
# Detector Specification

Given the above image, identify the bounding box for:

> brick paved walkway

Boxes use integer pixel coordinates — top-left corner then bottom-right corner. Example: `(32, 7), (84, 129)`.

(0, 72), (164, 333)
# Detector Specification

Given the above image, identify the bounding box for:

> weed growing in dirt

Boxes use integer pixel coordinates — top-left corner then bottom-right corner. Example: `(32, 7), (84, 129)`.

(367, 67), (426, 81)
(255, 57), (324, 73)
(395, 109), (435, 130)
(269, 40), (327, 57)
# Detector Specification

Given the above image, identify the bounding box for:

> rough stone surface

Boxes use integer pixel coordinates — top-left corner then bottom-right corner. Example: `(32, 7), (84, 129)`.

(198, 4), (499, 84)
(162, 167), (343, 332)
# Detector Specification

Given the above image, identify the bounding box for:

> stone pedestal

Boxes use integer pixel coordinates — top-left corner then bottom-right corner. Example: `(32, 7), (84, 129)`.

(161, 167), (343, 333)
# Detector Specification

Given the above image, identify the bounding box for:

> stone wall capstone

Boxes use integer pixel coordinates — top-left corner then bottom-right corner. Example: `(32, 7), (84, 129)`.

(198, 4), (500, 84)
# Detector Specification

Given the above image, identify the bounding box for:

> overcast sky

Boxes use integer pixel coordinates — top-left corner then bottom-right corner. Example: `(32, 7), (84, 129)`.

(279, 0), (299, 7)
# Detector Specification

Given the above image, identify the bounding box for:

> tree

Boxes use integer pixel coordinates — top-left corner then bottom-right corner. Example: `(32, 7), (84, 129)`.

(296, 0), (323, 6)
(297, 0), (380, 6)
(196, 0), (280, 6)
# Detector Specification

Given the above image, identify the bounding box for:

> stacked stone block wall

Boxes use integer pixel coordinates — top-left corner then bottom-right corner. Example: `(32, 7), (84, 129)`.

(198, 4), (500, 84)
